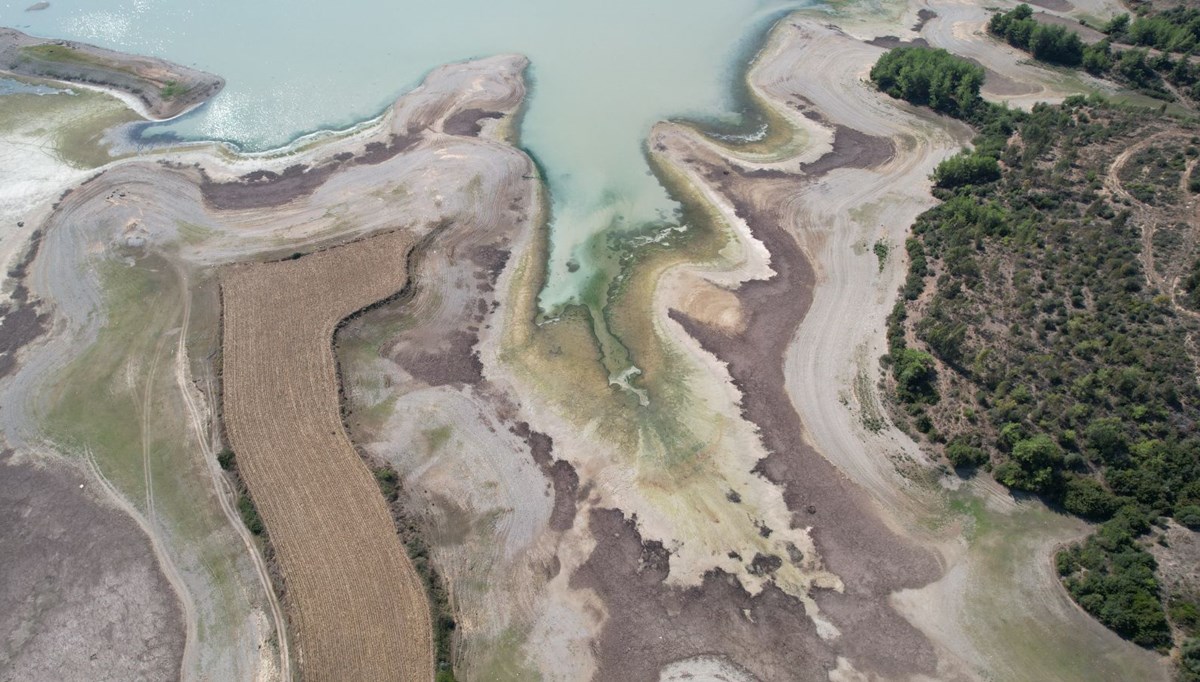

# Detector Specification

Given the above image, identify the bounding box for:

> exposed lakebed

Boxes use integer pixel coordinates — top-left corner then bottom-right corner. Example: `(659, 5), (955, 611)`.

(1, 0), (813, 307)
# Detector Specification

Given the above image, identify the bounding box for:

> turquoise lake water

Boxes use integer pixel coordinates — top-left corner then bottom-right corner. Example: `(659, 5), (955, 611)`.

(0, 0), (811, 308)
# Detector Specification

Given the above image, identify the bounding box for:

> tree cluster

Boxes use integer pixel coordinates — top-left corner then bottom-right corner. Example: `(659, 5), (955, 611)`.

(868, 46), (985, 118)
(989, 5), (1084, 65)
(990, 5), (1200, 106)
(873, 43), (1200, 661)
(1108, 8), (1200, 55)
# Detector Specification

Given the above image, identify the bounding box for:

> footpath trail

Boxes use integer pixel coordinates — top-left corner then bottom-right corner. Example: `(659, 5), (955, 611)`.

(221, 230), (433, 682)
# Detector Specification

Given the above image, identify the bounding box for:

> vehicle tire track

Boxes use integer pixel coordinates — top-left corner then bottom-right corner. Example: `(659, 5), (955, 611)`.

(80, 445), (200, 680)
(173, 268), (292, 682)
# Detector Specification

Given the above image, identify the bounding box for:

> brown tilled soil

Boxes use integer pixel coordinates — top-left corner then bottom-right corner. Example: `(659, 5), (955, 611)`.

(0, 451), (184, 681)
(221, 230), (434, 681)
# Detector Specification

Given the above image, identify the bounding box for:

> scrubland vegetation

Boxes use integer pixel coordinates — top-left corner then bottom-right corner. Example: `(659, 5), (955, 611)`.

(872, 45), (1200, 671)
(991, 4), (1200, 106)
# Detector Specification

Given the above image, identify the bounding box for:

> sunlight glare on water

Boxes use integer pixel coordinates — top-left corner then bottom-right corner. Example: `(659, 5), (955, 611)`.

(0, 0), (812, 308)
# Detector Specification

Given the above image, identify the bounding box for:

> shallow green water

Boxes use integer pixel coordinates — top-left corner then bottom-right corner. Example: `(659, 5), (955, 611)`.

(1, 0), (811, 306)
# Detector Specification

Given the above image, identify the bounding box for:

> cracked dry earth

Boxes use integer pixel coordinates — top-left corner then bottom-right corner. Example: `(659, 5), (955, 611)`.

(0, 451), (184, 681)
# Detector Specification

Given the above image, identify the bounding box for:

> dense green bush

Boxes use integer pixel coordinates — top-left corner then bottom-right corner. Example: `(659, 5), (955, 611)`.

(1082, 39), (1113, 75)
(999, 434), (1063, 492)
(933, 151), (1001, 188)
(946, 438), (988, 468)
(990, 5), (1197, 101)
(1063, 476), (1121, 519)
(989, 5), (1083, 65)
(238, 493), (265, 536)
(869, 46), (984, 118)
(1184, 258), (1200, 310)
(1110, 8), (1200, 54)
(1178, 504), (1200, 529)
(1030, 23), (1084, 65)
(1183, 639), (1200, 682)
(374, 467), (400, 501)
(892, 348), (939, 404)
(1058, 508), (1171, 649)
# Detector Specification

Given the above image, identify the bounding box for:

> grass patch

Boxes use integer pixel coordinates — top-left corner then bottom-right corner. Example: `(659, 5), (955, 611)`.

(424, 425), (452, 453)
(160, 79), (184, 99)
(41, 256), (264, 655)
(21, 43), (108, 68)
(0, 86), (136, 168)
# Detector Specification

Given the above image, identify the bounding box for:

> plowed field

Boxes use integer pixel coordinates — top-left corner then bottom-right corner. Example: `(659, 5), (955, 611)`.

(221, 230), (432, 681)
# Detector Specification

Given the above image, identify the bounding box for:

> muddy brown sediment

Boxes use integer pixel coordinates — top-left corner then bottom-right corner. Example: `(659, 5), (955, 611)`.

(662, 152), (942, 677)
(914, 8), (938, 31)
(443, 109), (504, 137)
(388, 244), (513, 387)
(867, 36), (931, 49)
(512, 422), (579, 532)
(571, 508), (833, 681)
(396, 329), (484, 386)
(353, 133), (422, 166)
(800, 125), (894, 175)
(0, 230), (49, 379)
(199, 133), (423, 210)
(199, 163), (342, 211)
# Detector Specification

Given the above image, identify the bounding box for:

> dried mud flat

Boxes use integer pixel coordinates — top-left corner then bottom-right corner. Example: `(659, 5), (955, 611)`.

(221, 230), (433, 681)
(0, 450), (184, 681)
(1, 44), (532, 681)
(0, 0), (1178, 680)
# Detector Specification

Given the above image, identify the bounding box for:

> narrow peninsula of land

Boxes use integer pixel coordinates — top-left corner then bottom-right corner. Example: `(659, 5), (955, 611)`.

(0, 27), (223, 119)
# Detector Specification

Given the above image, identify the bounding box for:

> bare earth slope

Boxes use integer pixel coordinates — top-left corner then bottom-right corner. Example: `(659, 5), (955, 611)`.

(221, 230), (433, 681)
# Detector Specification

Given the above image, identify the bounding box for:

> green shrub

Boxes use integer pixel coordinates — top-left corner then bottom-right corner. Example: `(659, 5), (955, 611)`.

(1171, 599), (1200, 636)
(1005, 434), (1063, 491)
(1030, 24), (1084, 65)
(892, 348), (939, 404)
(934, 152), (1001, 188)
(238, 493), (264, 536)
(374, 467), (401, 501)
(946, 438), (988, 468)
(1177, 504), (1200, 530)
(1182, 638), (1200, 682)
(1063, 476), (1119, 519)
(1058, 513), (1171, 649)
(160, 79), (183, 99)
